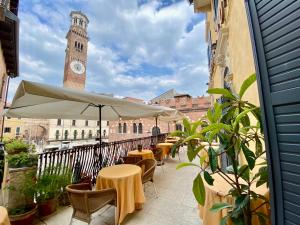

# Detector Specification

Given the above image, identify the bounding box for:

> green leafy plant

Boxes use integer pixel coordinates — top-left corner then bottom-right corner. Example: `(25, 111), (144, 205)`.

(171, 74), (269, 225)
(5, 139), (30, 155)
(36, 165), (72, 203)
(7, 152), (38, 168)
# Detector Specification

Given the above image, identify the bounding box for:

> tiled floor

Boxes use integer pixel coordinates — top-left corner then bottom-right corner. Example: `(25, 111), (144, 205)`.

(36, 148), (202, 225)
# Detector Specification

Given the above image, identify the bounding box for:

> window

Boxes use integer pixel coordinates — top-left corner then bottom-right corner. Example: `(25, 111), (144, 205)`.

(123, 123), (127, 133)
(138, 123), (143, 134)
(97, 121), (100, 126)
(81, 44), (83, 51)
(152, 126), (160, 136)
(118, 123), (122, 133)
(97, 130), (100, 137)
(103, 130), (106, 137)
(79, 19), (83, 26)
(64, 130), (69, 140)
(175, 124), (183, 131)
(72, 120), (76, 126)
(15, 127), (20, 136)
(133, 123), (137, 134)
(55, 130), (60, 140)
(107, 121), (109, 126)
(85, 120), (89, 126)
(57, 119), (62, 126)
(75, 41), (77, 48)
(73, 130), (78, 140)
(88, 130), (92, 139)
(4, 127), (11, 133)
(81, 130), (85, 139)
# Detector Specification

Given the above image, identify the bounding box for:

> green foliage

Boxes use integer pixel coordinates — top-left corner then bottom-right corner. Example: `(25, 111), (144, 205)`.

(171, 74), (269, 225)
(7, 152), (38, 168)
(5, 139), (30, 155)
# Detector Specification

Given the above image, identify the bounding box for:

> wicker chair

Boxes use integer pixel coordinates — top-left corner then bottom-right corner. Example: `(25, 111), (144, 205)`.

(152, 148), (164, 172)
(66, 183), (117, 225)
(122, 155), (143, 164)
(136, 159), (158, 198)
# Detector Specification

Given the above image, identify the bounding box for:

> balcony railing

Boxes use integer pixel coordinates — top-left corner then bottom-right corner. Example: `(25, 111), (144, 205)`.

(37, 133), (167, 184)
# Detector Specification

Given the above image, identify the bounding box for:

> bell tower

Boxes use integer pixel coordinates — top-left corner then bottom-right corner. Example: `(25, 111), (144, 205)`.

(63, 11), (89, 90)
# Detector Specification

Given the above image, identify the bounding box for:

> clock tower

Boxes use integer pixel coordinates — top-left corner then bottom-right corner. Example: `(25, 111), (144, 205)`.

(63, 11), (89, 90)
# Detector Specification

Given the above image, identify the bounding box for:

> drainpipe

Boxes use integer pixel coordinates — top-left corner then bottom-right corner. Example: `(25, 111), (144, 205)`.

(0, 76), (10, 142)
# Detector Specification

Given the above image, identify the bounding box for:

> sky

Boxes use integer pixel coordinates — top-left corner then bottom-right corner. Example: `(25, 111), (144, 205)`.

(9, 0), (208, 101)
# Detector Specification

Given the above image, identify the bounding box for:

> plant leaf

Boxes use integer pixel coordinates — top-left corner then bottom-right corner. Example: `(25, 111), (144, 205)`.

(239, 73), (256, 99)
(207, 88), (236, 100)
(210, 202), (232, 212)
(193, 173), (206, 206)
(208, 146), (218, 172)
(176, 162), (200, 170)
(204, 171), (214, 185)
(183, 118), (191, 134)
(233, 108), (255, 131)
(241, 142), (256, 170)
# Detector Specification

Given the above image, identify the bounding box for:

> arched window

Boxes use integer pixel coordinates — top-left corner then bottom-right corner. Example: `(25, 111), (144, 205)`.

(73, 130), (78, 140)
(57, 119), (62, 126)
(55, 130), (60, 140)
(75, 41), (77, 48)
(138, 123), (143, 134)
(88, 130), (92, 138)
(152, 127), (161, 136)
(123, 123), (127, 133)
(85, 120), (89, 126)
(64, 130), (69, 140)
(79, 19), (83, 26)
(175, 124), (183, 131)
(118, 123), (122, 133)
(81, 130), (85, 139)
(133, 123), (137, 134)
(81, 44), (83, 51)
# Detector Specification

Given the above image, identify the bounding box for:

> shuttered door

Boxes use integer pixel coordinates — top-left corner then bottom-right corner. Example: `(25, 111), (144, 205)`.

(246, 0), (300, 224)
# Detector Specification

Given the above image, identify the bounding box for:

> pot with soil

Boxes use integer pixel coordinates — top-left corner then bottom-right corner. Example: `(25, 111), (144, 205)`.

(9, 204), (37, 225)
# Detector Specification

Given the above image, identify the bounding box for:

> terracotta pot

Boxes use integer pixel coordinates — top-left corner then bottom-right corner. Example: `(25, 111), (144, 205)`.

(9, 204), (37, 225)
(38, 198), (57, 217)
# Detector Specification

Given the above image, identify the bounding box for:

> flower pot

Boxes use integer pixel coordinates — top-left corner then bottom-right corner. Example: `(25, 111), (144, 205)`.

(38, 198), (57, 217)
(9, 204), (37, 225)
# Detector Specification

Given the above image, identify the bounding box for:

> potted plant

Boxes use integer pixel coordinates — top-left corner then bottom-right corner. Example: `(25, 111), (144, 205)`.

(171, 74), (269, 225)
(7, 171), (38, 225)
(36, 168), (59, 217)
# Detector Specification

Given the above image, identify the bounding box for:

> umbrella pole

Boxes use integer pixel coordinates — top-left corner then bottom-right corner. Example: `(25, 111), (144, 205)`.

(98, 105), (104, 168)
(155, 116), (158, 143)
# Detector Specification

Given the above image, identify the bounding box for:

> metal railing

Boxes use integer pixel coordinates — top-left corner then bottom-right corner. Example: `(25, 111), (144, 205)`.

(37, 133), (167, 184)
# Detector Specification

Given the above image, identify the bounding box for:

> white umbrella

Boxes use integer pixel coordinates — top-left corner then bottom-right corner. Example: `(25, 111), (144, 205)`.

(4, 80), (177, 146)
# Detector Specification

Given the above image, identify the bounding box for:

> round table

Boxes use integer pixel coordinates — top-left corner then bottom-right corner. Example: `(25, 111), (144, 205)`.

(96, 164), (145, 224)
(156, 143), (174, 158)
(128, 150), (154, 160)
(199, 173), (269, 225)
(0, 206), (11, 225)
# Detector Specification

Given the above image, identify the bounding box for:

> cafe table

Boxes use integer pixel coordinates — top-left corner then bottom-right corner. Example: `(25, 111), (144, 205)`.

(156, 142), (174, 158)
(199, 173), (269, 225)
(0, 206), (11, 225)
(128, 149), (154, 160)
(95, 164), (145, 224)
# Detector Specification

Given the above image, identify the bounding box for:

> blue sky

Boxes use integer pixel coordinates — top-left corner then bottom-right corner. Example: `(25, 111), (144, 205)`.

(9, 0), (208, 101)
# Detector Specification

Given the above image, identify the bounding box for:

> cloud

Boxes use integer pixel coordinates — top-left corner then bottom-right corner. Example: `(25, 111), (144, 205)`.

(9, 0), (208, 102)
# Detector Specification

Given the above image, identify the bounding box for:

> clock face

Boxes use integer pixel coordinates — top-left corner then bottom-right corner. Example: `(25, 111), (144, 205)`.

(70, 60), (85, 75)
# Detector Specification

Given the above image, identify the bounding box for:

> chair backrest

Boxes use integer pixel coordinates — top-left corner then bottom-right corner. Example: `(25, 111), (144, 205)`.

(66, 183), (116, 220)
(152, 148), (163, 162)
(136, 159), (157, 183)
(123, 155), (143, 164)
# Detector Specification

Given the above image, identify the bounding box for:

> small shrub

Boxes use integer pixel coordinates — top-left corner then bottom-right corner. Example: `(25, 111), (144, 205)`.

(7, 153), (38, 168)
(5, 140), (30, 155)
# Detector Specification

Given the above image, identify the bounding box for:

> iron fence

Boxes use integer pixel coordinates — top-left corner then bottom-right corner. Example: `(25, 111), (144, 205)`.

(37, 133), (167, 184)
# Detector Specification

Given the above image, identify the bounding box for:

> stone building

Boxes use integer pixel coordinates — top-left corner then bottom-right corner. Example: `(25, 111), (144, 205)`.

(0, 0), (19, 137)
(109, 90), (210, 142)
(191, 0), (259, 105)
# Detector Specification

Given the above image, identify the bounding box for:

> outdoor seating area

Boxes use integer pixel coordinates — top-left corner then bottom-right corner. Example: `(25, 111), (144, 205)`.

(34, 146), (201, 225)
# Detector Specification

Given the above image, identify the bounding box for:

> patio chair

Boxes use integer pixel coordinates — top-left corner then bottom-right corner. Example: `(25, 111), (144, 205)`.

(152, 148), (164, 172)
(122, 155), (143, 164)
(66, 183), (117, 225)
(136, 159), (158, 198)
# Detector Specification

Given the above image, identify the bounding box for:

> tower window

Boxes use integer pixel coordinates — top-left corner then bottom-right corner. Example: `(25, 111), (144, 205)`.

(81, 44), (83, 51)
(79, 19), (83, 26)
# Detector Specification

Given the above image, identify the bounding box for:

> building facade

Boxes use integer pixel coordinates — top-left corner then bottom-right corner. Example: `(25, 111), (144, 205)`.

(192, 0), (259, 105)
(109, 90), (210, 142)
(0, 0), (19, 137)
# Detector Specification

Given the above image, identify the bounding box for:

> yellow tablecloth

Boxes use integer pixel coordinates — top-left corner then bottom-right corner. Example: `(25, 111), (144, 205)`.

(128, 150), (154, 160)
(96, 164), (145, 224)
(0, 207), (11, 225)
(156, 143), (173, 157)
(199, 173), (269, 225)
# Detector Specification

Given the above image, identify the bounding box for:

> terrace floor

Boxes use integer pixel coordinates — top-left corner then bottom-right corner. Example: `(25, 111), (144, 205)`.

(36, 147), (202, 225)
